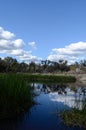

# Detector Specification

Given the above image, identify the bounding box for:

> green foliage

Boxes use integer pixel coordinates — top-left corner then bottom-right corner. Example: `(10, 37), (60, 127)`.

(0, 56), (71, 73)
(62, 107), (86, 128)
(0, 74), (34, 119)
(21, 74), (76, 83)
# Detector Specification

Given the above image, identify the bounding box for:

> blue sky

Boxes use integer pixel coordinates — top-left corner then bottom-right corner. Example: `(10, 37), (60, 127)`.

(0, 0), (86, 64)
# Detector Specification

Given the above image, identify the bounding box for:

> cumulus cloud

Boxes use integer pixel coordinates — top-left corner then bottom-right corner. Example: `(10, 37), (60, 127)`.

(0, 27), (15, 40)
(0, 39), (24, 51)
(12, 39), (24, 48)
(28, 41), (37, 50)
(10, 49), (24, 56)
(0, 26), (41, 63)
(47, 42), (86, 64)
(0, 27), (24, 51)
(18, 51), (42, 63)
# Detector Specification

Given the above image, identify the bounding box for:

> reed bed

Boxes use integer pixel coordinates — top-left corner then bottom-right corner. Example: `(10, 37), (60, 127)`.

(62, 106), (86, 128)
(20, 74), (76, 83)
(0, 74), (34, 119)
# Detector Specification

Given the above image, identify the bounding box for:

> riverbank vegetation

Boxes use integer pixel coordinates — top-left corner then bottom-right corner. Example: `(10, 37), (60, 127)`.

(0, 74), (35, 119)
(0, 73), (76, 83)
(0, 56), (86, 73)
(21, 74), (76, 83)
(62, 106), (86, 128)
(0, 73), (76, 119)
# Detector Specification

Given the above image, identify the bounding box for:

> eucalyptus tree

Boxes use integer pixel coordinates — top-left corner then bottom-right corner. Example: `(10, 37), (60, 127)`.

(4, 57), (19, 72)
(41, 60), (51, 72)
(29, 62), (36, 73)
(19, 62), (29, 72)
(58, 59), (70, 72)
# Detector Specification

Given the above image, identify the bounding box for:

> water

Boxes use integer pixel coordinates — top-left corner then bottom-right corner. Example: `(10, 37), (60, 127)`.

(0, 83), (86, 130)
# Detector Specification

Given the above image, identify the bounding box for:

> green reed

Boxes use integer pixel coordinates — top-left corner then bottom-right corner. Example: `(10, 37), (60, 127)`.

(19, 74), (76, 83)
(62, 106), (86, 128)
(0, 74), (34, 119)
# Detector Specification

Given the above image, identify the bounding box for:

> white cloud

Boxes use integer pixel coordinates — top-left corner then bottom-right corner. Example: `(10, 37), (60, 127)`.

(0, 27), (15, 40)
(12, 39), (24, 48)
(0, 39), (12, 50)
(0, 27), (24, 51)
(0, 26), (42, 63)
(10, 49), (24, 56)
(0, 39), (24, 51)
(19, 51), (42, 63)
(28, 41), (37, 50)
(47, 42), (86, 64)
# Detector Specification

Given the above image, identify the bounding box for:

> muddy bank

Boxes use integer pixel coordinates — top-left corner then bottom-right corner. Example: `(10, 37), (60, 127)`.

(76, 74), (86, 82)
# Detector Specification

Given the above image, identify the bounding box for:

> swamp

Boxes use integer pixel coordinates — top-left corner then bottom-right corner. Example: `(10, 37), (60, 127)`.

(0, 74), (86, 130)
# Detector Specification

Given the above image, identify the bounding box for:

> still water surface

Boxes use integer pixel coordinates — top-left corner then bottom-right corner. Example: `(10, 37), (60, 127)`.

(0, 83), (86, 130)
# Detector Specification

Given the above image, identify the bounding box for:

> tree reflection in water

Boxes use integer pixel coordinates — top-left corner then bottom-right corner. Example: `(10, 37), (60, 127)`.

(31, 83), (86, 110)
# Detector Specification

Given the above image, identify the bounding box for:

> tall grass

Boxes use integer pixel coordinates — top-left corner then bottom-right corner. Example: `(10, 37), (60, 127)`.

(0, 74), (34, 119)
(62, 106), (86, 128)
(20, 74), (76, 83)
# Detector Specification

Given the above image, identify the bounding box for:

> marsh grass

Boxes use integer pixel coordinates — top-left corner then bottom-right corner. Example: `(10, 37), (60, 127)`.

(0, 74), (34, 119)
(62, 106), (86, 128)
(20, 74), (76, 83)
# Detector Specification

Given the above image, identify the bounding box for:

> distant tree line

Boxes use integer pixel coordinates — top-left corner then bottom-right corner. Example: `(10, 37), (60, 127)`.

(0, 56), (86, 73)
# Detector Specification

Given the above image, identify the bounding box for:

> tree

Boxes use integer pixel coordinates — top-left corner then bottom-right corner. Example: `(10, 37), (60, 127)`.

(58, 59), (70, 72)
(29, 62), (36, 73)
(80, 60), (86, 67)
(41, 60), (51, 72)
(19, 62), (28, 72)
(4, 57), (19, 72)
